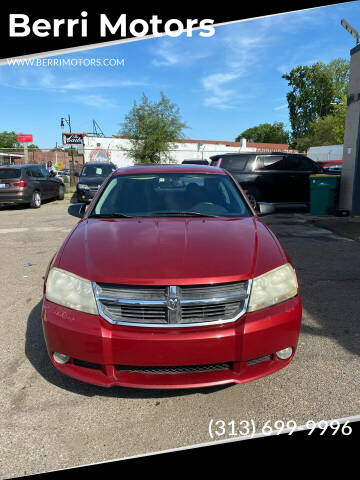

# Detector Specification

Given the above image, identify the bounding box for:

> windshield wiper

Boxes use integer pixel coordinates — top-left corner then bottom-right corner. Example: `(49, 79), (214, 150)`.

(89, 212), (133, 218)
(149, 211), (220, 218)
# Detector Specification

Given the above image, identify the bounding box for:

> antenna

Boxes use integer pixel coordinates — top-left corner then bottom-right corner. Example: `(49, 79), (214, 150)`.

(341, 18), (359, 44)
(87, 120), (106, 137)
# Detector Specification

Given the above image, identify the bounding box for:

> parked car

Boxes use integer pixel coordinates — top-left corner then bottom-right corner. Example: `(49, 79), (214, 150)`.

(210, 152), (325, 209)
(76, 162), (116, 203)
(42, 164), (302, 389)
(0, 164), (64, 208)
(317, 160), (343, 173)
(182, 159), (209, 165)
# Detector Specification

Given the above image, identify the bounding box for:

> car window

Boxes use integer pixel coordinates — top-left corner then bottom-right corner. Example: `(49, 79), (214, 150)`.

(0, 168), (21, 179)
(292, 156), (319, 171)
(91, 173), (252, 218)
(31, 166), (44, 178)
(257, 155), (302, 171)
(40, 166), (50, 177)
(219, 156), (250, 170)
(80, 164), (115, 177)
(210, 158), (221, 166)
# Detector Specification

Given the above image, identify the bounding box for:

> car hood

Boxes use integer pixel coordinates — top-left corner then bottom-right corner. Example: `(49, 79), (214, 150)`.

(57, 217), (287, 285)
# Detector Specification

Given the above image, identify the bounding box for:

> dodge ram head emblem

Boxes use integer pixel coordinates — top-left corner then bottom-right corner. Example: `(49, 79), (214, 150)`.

(166, 286), (181, 323)
(167, 297), (179, 311)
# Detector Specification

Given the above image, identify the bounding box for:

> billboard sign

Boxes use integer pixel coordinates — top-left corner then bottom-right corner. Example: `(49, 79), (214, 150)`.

(62, 133), (86, 146)
(17, 134), (33, 143)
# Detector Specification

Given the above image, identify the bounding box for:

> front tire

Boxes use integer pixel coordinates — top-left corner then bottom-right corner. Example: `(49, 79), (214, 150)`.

(30, 191), (41, 209)
(58, 185), (64, 200)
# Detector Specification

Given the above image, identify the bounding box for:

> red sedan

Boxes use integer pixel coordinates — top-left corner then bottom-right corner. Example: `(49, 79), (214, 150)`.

(42, 165), (302, 389)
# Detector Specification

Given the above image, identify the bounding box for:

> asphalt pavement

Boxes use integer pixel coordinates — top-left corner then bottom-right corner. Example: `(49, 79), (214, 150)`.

(0, 198), (359, 478)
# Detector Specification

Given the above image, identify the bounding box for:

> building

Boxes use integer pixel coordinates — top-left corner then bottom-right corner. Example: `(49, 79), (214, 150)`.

(83, 136), (296, 167)
(0, 152), (24, 165)
(0, 150), (84, 171)
(307, 145), (343, 162)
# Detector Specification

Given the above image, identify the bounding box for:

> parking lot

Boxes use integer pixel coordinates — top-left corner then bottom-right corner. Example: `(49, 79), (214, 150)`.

(0, 198), (359, 478)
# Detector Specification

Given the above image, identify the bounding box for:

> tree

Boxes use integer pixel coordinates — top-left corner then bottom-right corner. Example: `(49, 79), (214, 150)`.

(235, 122), (290, 144)
(66, 147), (82, 157)
(282, 59), (349, 146)
(295, 96), (347, 152)
(27, 144), (40, 150)
(0, 131), (21, 149)
(119, 92), (188, 164)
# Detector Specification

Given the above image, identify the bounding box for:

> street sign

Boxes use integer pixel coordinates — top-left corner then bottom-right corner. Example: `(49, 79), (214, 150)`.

(341, 18), (359, 44)
(17, 134), (33, 143)
(62, 133), (86, 146)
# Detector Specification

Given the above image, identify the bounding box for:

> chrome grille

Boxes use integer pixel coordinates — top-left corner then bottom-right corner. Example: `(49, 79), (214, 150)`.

(94, 281), (250, 327)
(101, 301), (167, 325)
(181, 302), (240, 323)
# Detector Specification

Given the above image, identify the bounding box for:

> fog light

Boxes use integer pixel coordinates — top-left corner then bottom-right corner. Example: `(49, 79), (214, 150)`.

(276, 347), (293, 360)
(53, 352), (70, 364)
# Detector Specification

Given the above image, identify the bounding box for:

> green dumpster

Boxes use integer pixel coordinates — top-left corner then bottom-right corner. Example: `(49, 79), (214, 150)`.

(309, 174), (340, 215)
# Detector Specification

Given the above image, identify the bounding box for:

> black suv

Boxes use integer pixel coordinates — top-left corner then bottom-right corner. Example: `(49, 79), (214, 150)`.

(210, 152), (325, 209)
(0, 164), (64, 208)
(76, 162), (117, 203)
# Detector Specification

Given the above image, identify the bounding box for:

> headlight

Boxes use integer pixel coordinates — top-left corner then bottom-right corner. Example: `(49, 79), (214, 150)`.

(248, 263), (298, 312)
(45, 268), (98, 315)
(77, 184), (89, 190)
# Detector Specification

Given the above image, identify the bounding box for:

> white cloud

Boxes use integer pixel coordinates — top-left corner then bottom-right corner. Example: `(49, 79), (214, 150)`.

(0, 73), (148, 92)
(274, 103), (288, 111)
(199, 8), (334, 109)
(152, 38), (211, 67)
(73, 94), (116, 109)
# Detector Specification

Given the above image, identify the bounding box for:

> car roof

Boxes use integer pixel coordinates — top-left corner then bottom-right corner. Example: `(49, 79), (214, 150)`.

(0, 164), (39, 168)
(210, 151), (304, 159)
(113, 164), (225, 175)
(83, 162), (115, 166)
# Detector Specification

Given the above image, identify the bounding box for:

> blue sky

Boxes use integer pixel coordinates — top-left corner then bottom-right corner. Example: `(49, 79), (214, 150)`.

(1, 2), (360, 148)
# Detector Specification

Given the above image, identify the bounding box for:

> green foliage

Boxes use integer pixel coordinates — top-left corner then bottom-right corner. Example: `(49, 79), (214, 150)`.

(283, 59), (349, 144)
(27, 144), (40, 150)
(294, 95), (347, 152)
(0, 131), (21, 149)
(66, 147), (82, 157)
(120, 92), (188, 164)
(235, 122), (290, 144)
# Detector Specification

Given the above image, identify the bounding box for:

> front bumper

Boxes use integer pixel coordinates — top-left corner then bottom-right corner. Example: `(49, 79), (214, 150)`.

(76, 188), (97, 203)
(42, 296), (302, 389)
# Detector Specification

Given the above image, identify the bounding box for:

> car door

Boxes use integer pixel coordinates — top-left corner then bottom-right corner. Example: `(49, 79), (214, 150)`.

(31, 165), (50, 198)
(254, 155), (291, 202)
(41, 165), (59, 198)
(287, 155), (321, 202)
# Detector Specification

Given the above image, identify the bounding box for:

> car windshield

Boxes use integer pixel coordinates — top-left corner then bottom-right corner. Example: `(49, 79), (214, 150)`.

(90, 173), (252, 218)
(80, 164), (114, 177)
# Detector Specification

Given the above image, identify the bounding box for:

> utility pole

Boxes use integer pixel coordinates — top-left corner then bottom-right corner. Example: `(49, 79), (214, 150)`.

(23, 143), (29, 164)
(339, 19), (360, 214)
(60, 114), (75, 186)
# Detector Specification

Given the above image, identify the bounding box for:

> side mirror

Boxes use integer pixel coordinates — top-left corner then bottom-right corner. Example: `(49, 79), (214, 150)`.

(258, 202), (276, 216)
(68, 203), (86, 218)
(74, 172), (79, 177)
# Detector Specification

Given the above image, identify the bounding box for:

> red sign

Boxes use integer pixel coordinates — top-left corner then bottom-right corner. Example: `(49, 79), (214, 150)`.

(17, 134), (33, 143)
